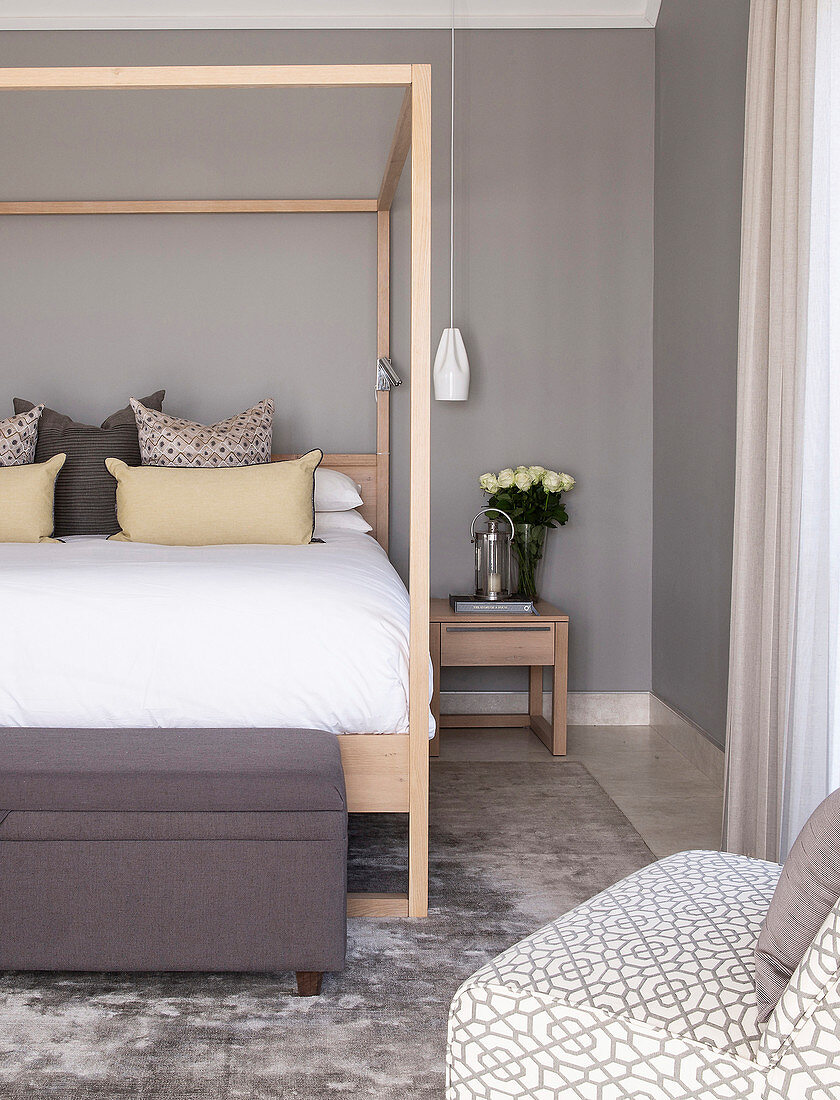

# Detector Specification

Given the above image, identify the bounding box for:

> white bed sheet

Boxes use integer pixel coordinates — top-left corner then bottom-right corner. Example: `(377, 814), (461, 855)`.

(0, 533), (433, 736)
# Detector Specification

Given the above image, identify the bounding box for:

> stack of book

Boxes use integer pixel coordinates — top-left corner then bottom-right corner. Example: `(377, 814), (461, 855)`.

(449, 595), (537, 614)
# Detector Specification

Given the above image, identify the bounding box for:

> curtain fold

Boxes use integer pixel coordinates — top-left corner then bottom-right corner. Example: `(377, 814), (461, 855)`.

(780, 0), (840, 854)
(724, 0), (818, 860)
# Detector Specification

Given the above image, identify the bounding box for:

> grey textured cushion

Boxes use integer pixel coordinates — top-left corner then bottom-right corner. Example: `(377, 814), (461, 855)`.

(13, 391), (164, 536)
(0, 727), (345, 813)
(755, 787), (840, 1021)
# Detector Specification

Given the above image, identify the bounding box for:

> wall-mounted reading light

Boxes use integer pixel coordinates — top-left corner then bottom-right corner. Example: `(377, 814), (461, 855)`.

(376, 356), (402, 391)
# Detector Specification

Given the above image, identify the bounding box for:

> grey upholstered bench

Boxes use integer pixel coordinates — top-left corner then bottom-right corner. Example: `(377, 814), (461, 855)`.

(0, 727), (347, 996)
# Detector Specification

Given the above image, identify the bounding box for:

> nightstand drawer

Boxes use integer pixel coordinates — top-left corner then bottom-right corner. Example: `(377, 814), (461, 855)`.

(440, 622), (555, 666)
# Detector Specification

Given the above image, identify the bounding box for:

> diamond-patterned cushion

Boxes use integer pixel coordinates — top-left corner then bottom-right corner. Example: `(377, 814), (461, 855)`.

(131, 398), (273, 467)
(0, 404), (43, 466)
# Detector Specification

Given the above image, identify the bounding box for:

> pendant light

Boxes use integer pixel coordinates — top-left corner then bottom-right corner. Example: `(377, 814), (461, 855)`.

(434, 0), (470, 401)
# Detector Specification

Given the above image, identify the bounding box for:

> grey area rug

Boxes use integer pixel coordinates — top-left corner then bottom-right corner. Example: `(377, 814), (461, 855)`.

(0, 762), (654, 1099)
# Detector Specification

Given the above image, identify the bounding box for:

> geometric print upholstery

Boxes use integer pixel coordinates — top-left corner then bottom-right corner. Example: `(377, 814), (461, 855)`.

(459, 851), (778, 1057)
(760, 894), (840, 1097)
(131, 398), (273, 467)
(449, 987), (767, 1100)
(447, 850), (838, 1099)
(0, 404), (43, 466)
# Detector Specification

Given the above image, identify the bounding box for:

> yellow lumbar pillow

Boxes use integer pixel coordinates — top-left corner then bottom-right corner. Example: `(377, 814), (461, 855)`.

(0, 454), (66, 542)
(105, 450), (322, 546)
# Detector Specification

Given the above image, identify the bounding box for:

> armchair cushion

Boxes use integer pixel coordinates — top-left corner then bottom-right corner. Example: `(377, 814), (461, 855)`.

(755, 787), (840, 1021)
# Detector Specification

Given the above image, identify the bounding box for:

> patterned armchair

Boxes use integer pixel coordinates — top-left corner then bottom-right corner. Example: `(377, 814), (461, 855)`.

(447, 851), (840, 1099)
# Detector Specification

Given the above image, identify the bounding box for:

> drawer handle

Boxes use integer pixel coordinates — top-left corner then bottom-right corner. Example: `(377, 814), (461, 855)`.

(444, 626), (551, 633)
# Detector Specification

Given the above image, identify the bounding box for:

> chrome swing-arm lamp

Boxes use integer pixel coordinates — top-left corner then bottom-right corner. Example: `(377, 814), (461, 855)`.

(376, 357), (402, 391)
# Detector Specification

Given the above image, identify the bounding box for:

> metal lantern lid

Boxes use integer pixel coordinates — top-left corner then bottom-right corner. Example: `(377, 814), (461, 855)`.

(471, 508), (514, 601)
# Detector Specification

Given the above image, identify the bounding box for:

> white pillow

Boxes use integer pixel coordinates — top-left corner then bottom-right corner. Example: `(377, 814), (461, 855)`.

(314, 509), (372, 538)
(314, 468), (363, 512)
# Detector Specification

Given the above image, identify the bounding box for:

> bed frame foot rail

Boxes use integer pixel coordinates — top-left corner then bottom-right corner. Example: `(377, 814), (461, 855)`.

(347, 892), (409, 917)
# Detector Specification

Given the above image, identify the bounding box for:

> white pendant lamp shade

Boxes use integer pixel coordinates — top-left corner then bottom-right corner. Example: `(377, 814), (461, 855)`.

(436, 3), (471, 402)
(434, 327), (470, 400)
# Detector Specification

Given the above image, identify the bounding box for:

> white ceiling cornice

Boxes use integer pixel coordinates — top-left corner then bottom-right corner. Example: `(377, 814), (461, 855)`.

(0, 2), (662, 31)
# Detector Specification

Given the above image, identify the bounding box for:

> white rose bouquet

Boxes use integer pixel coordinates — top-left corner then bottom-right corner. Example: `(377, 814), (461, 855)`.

(478, 465), (575, 528)
(477, 464), (576, 599)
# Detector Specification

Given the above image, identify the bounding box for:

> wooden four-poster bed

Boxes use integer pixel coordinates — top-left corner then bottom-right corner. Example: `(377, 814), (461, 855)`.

(0, 63), (432, 919)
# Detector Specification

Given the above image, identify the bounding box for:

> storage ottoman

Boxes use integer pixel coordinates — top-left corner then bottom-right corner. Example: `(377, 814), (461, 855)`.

(0, 728), (347, 994)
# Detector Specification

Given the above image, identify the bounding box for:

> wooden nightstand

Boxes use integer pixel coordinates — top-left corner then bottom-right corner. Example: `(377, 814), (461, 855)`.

(429, 598), (569, 758)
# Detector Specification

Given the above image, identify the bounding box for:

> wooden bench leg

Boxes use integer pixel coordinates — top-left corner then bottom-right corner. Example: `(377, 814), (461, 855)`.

(296, 971), (323, 997)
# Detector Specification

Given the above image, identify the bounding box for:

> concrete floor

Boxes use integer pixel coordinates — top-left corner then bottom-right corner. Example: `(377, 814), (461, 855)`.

(435, 724), (724, 859)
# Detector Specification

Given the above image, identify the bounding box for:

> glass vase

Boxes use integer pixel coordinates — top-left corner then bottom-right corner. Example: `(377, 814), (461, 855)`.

(512, 523), (547, 601)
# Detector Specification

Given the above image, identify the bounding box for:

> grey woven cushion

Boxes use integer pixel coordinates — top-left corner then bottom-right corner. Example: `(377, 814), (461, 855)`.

(755, 787), (840, 1021)
(13, 391), (164, 537)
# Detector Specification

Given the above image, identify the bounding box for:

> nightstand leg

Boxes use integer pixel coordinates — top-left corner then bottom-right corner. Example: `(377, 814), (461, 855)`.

(552, 620), (569, 755)
(529, 665), (543, 724)
(429, 622), (441, 758)
(528, 664), (554, 753)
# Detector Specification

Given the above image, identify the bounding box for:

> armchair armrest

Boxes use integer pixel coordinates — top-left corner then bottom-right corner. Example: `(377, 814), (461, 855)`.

(447, 982), (765, 1100)
(759, 896), (840, 1095)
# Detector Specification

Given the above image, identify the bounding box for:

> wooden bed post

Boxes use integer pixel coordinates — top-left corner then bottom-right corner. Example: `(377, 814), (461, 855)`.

(376, 210), (391, 554)
(408, 63), (432, 919)
(375, 85), (411, 559)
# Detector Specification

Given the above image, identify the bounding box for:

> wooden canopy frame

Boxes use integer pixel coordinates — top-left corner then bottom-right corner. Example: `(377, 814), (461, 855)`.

(0, 63), (432, 919)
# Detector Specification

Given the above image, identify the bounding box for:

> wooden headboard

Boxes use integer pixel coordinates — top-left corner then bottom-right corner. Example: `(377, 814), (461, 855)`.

(273, 389), (391, 552)
(273, 452), (387, 551)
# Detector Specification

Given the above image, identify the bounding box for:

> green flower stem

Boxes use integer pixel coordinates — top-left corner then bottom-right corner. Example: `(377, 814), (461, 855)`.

(512, 524), (547, 601)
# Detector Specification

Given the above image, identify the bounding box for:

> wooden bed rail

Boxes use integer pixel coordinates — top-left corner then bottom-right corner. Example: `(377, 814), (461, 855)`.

(0, 199), (378, 215)
(0, 64), (413, 90)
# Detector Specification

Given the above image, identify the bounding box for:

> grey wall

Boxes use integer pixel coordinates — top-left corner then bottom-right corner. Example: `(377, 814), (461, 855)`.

(0, 28), (654, 695)
(652, 0), (750, 744)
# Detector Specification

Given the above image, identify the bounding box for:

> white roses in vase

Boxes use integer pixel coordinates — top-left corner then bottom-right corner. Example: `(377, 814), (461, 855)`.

(479, 464), (576, 602)
(478, 465), (576, 600)
(479, 466), (575, 524)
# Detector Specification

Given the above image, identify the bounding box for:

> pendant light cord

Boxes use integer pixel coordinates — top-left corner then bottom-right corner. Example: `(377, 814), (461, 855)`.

(450, 0), (455, 330)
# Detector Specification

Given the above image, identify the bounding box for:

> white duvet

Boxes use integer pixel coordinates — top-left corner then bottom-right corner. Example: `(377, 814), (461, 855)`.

(0, 533), (432, 735)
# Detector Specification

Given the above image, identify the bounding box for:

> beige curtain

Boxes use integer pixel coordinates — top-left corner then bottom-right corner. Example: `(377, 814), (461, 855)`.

(724, 0), (818, 860)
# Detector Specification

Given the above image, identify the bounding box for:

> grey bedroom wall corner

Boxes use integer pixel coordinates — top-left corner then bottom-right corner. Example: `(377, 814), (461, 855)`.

(652, 0), (750, 747)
